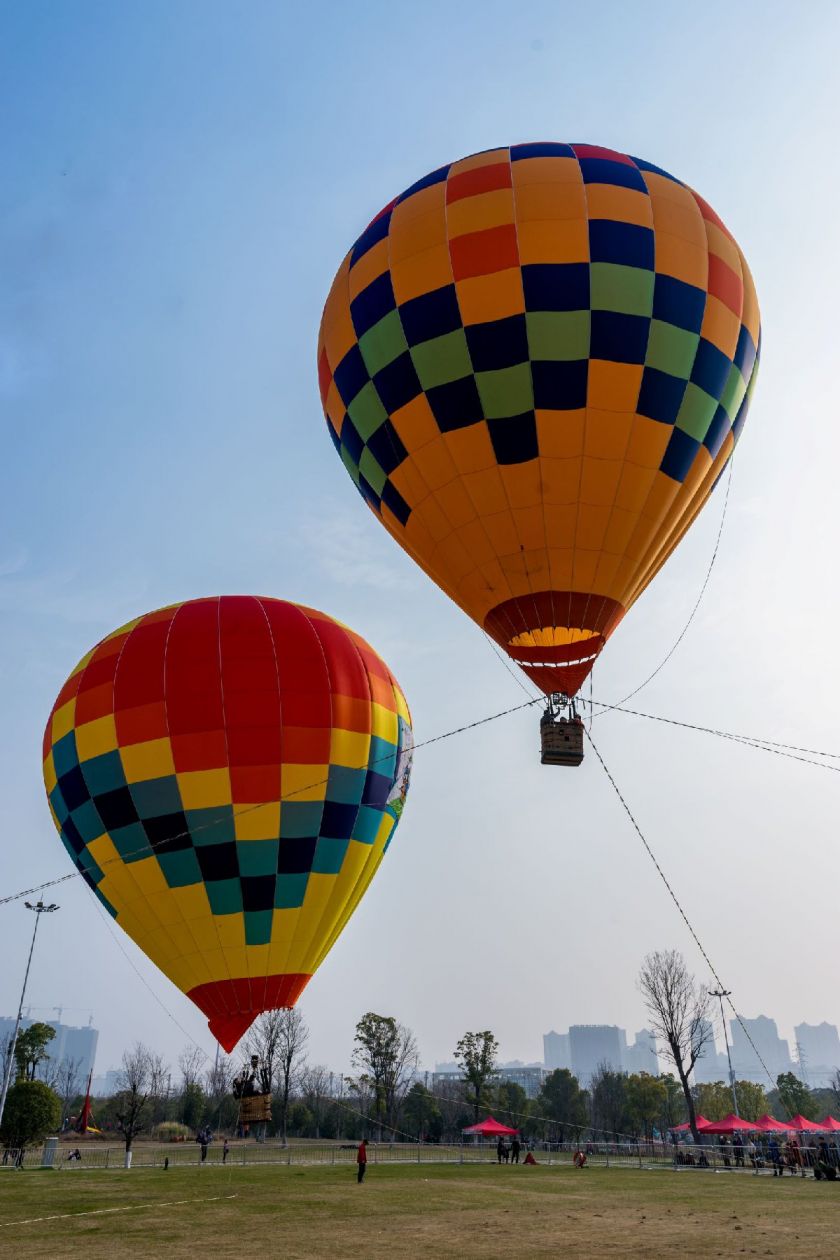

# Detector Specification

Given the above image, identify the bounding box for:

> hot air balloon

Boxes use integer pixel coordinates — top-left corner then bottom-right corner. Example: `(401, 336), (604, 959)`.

(318, 143), (760, 762)
(42, 597), (412, 1050)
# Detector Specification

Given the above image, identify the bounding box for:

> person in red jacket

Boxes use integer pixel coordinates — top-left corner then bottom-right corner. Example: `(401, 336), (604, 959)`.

(357, 1139), (367, 1183)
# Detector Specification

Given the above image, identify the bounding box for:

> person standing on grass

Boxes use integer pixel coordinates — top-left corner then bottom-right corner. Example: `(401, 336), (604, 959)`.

(357, 1138), (367, 1183)
(222, 1139), (230, 1165)
(497, 1137), (505, 1165)
(511, 1137), (521, 1165)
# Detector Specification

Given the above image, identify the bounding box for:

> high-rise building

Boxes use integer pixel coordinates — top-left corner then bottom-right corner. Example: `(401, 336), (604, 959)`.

(0, 1015), (98, 1086)
(794, 1022), (840, 1088)
(569, 1025), (623, 1085)
(729, 1015), (791, 1082)
(691, 1018), (730, 1083)
(543, 1031), (571, 1072)
(623, 1029), (661, 1076)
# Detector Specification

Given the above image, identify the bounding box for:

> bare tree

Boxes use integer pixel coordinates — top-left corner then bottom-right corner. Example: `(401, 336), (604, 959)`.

(245, 1011), (285, 1095)
(639, 950), (711, 1142)
(147, 1051), (170, 1127)
(178, 1046), (205, 1091)
(55, 1058), (83, 1122)
(276, 1010), (309, 1145)
(299, 1064), (332, 1138)
(115, 1043), (152, 1153)
(831, 1069), (840, 1111)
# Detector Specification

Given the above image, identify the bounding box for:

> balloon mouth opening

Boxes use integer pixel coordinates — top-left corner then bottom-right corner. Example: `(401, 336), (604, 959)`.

(187, 974), (312, 1053)
(484, 591), (625, 696)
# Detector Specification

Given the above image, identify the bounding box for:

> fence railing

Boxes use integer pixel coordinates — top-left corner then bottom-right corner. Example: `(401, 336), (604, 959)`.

(3, 1137), (838, 1174)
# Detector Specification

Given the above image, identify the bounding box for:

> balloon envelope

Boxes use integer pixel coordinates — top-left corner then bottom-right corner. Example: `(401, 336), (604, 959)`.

(318, 143), (760, 694)
(43, 597), (413, 1050)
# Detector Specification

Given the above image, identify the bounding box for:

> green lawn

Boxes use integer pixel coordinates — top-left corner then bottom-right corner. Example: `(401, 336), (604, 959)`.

(0, 1163), (835, 1257)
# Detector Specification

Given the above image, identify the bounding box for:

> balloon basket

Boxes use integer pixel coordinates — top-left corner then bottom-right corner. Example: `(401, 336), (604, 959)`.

(540, 696), (584, 767)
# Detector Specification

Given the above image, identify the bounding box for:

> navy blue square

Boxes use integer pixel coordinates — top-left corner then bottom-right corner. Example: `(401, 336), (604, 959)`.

(357, 473), (381, 512)
(637, 367), (687, 425)
(579, 158), (647, 192)
(362, 770), (393, 808)
(630, 156), (681, 184)
(366, 420), (408, 475)
(653, 274), (706, 333)
(58, 766), (90, 813)
(94, 786), (139, 831)
(380, 481), (411, 526)
(333, 344), (369, 406)
(144, 812), (191, 855)
(321, 800), (359, 840)
(351, 208), (392, 265)
(397, 165), (450, 203)
(196, 841), (239, 882)
(61, 817), (86, 856)
(589, 220), (654, 270)
(373, 351), (422, 414)
(690, 337), (731, 401)
(341, 418), (364, 465)
(704, 404), (731, 458)
(488, 412), (539, 465)
(277, 837), (317, 874)
(326, 419), (341, 453)
(399, 285), (461, 346)
(733, 324), (757, 380)
(241, 875), (276, 912)
(511, 142), (574, 160)
(732, 392), (750, 442)
(660, 427), (699, 483)
(590, 311), (649, 363)
(465, 315), (529, 372)
(531, 360), (588, 410)
(350, 272), (397, 339)
(522, 263), (589, 311)
(426, 375), (484, 432)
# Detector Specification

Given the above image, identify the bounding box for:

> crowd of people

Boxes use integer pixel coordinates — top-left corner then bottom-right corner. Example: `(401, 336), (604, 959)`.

(673, 1134), (840, 1180)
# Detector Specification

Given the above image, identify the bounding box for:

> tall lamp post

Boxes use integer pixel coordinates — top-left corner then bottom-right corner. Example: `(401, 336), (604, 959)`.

(709, 986), (739, 1117)
(0, 901), (60, 1130)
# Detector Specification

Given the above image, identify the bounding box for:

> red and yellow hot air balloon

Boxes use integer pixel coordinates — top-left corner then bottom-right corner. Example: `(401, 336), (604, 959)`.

(318, 143), (760, 706)
(42, 597), (412, 1050)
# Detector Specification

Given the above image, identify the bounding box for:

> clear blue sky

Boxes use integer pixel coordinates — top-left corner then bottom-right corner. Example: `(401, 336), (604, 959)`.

(2, 0), (839, 1078)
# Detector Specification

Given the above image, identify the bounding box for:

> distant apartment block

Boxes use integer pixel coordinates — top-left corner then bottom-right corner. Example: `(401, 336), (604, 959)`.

(794, 1022), (840, 1087)
(729, 1015), (792, 1082)
(0, 1015), (98, 1085)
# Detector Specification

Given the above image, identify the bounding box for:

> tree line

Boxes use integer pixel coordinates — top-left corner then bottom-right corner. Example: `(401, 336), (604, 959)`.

(3, 950), (838, 1151)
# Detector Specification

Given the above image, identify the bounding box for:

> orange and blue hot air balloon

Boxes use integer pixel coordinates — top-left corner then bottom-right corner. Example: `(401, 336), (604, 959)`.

(317, 143), (760, 699)
(42, 597), (412, 1051)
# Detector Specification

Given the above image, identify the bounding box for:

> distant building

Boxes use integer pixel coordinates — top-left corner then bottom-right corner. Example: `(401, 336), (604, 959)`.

(431, 1061), (547, 1100)
(623, 1029), (661, 1076)
(691, 1018), (729, 1083)
(0, 1015), (98, 1086)
(729, 1015), (792, 1082)
(91, 1068), (123, 1097)
(569, 1025), (623, 1085)
(543, 1031), (571, 1072)
(794, 1022), (840, 1088)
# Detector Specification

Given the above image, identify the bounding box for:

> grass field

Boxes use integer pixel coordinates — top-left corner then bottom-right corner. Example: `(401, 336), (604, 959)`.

(0, 1163), (835, 1258)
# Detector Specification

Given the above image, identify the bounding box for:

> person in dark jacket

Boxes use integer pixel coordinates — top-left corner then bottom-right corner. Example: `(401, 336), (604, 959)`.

(357, 1139), (367, 1183)
(511, 1137), (521, 1164)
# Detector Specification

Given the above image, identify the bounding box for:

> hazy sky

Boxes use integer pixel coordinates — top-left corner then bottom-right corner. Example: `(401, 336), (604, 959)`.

(2, 0), (839, 1081)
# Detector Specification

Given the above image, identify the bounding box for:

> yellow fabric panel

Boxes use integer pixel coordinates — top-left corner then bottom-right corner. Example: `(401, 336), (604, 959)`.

(347, 237), (389, 301)
(75, 714), (118, 761)
(447, 188), (514, 237)
(177, 768), (232, 810)
(234, 801), (281, 841)
(518, 218), (589, 265)
(391, 245), (453, 303)
(51, 699), (76, 744)
(120, 738), (176, 784)
(586, 184), (653, 227)
(510, 155), (581, 185)
(536, 410), (586, 458)
(513, 179), (586, 222)
(587, 362), (644, 414)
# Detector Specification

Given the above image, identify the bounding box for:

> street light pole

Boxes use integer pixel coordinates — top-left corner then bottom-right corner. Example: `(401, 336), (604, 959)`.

(0, 901), (60, 1131)
(709, 987), (739, 1117)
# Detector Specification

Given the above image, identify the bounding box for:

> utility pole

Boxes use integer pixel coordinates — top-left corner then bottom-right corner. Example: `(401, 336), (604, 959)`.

(0, 901), (60, 1130)
(709, 987), (739, 1117)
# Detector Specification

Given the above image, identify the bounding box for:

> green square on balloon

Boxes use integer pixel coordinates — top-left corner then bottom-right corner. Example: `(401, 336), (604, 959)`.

(475, 363), (534, 418)
(205, 878), (243, 915)
(275, 873), (309, 909)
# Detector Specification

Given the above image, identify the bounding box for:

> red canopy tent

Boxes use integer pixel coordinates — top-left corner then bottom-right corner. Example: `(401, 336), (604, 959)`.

(818, 1116), (840, 1132)
(782, 1115), (823, 1133)
(754, 1114), (787, 1132)
(697, 1113), (759, 1134)
(671, 1115), (711, 1133)
(462, 1116), (520, 1137)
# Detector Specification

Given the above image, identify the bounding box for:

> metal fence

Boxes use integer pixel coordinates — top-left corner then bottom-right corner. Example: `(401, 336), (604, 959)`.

(2, 1138), (836, 1175)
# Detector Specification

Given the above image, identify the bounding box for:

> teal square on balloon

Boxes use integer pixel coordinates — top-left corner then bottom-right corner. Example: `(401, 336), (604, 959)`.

(206, 878), (243, 915)
(157, 848), (203, 889)
(237, 840), (279, 877)
(326, 765), (366, 805)
(71, 799), (106, 844)
(274, 873), (308, 909)
(312, 836), (349, 875)
(130, 775), (184, 820)
(353, 805), (383, 846)
(51, 732), (79, 779)
(280, 801), (324, 839)
(81, 750), (127, 796)
(188, 806), (236, 846)
(244, 910), (273, 946)
(110, 822), (153, 863)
